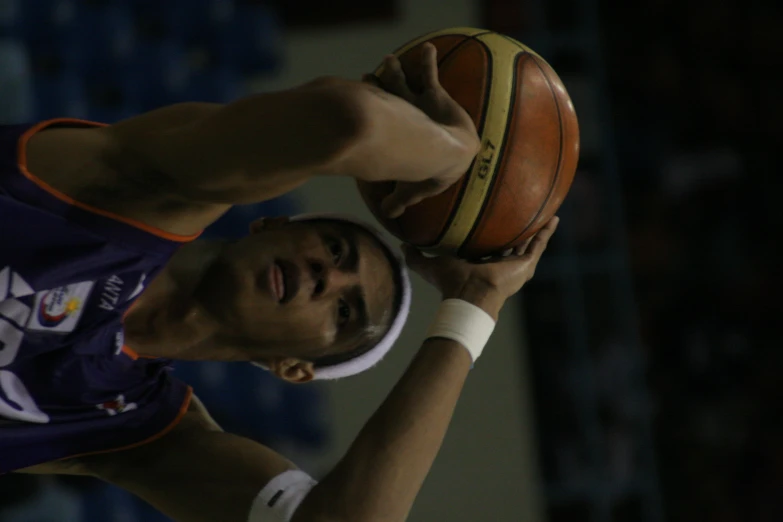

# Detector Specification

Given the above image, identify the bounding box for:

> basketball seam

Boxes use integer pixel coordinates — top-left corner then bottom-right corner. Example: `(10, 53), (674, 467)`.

(387, 28), (492, 57)
(438, 31), (493, 64)
(378, 32), (491, 246)
(501, 56), (565, 247)
(426, 33), (495, 248)
(496, 33), (527, 51)
(496, 33), (543, 60)
(460, 51), (528, 258)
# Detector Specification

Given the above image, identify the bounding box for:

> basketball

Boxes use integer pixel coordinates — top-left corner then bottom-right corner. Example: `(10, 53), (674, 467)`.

(356, 27), (580, 259)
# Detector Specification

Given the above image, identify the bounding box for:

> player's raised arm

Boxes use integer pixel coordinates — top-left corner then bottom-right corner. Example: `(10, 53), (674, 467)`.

(107, 44), (478, 206)
(78, 218), (557, 522)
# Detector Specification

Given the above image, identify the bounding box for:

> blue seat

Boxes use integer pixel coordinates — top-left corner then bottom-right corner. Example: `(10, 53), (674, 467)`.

(79, 483), (138, 522)
(210, 4), (282, 74)
(182, 0), (237, 43)
(21, 1), (135, 78)
(122, 40), (191, 110)
(131, 0), (188, 42)
(280, 385), (330, 447)
(85, 100), (140, 125)
(76, 57), (142, 123)
(20, 0), (79, 75)
(0, 0), (22, 38)
(0, 39), (33, 124)
(18, 0), (76, 45)
(65, 1), (136, 75)
(33, 71), (88, 120)
(182, 66), (242, 104)
(132, 0), (234, 44)
(173, 361), (283, 442)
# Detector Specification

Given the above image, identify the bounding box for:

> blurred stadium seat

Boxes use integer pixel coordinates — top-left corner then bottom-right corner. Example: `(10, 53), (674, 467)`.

(209, 4), (282, 74)
(0, 0), (21, 38)
(33, 70), (88, 120)
(4, 0), (282, 121)
(121, 40), (191, 109)
(0, 39), (34, 122)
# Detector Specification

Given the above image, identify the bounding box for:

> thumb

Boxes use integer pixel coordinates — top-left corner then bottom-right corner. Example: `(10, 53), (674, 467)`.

(381, 181), (439, 218)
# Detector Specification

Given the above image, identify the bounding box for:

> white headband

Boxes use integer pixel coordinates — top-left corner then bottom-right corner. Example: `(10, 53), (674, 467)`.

(252, 213), (412, 380)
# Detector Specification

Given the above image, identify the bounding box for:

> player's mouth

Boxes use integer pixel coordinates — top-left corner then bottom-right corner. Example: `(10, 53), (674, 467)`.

(270, 260), (300, 304)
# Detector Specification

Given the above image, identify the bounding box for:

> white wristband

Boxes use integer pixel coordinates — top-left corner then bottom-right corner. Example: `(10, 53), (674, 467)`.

(425, 299), (496, 363)
(248, 470), (317, 521)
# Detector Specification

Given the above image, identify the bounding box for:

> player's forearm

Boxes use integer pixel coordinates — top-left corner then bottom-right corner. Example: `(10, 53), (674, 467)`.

(111, 78), (475, 205)
(296, 285), (503, 522)
(114, 81), (364, 204)
(329, 83), (479, 184)
(295, 340), (471, 522)
(91, 343), (469, 522)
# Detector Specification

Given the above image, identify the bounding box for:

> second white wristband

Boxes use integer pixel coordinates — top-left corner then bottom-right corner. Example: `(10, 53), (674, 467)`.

(425, 299), (496, 363)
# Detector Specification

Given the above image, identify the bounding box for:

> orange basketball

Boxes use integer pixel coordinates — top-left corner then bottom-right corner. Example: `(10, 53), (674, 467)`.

(356, 27), (580, 259)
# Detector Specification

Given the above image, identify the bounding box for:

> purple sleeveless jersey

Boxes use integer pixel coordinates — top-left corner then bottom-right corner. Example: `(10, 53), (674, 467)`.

(0, 119), (194, 473)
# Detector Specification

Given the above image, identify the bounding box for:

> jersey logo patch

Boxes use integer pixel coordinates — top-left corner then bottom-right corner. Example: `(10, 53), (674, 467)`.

(26, 282), (95, 333)
(97, 394), (138, 416)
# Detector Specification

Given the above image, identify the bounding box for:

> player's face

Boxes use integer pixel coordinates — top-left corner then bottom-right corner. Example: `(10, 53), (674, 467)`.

(194, 218), (397, 360)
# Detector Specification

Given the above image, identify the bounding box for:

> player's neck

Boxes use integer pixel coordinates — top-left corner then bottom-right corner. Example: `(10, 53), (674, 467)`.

(123, 240), (226, 359)
(164, 240), (225, 286)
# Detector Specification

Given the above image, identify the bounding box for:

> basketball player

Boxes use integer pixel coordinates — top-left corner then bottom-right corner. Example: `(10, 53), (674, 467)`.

(0, 44), (558, 521)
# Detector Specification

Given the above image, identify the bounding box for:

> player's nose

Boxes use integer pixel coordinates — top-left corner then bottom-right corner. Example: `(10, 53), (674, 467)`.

(309, 260), (358, 299)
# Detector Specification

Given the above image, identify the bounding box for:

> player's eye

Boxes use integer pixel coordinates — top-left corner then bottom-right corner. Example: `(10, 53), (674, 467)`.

(337, 299), (351, 327)
(328, 238), (343, 265)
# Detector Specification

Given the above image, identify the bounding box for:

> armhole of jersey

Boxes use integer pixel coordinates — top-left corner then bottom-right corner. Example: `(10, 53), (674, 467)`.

(52, 385), (194, 463)
(16, 118), (200, 243)
(121, 345), (159, 360)
(120, 303), (162, 361)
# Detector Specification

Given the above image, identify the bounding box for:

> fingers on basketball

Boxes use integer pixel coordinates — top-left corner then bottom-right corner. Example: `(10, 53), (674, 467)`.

(498, 217), (559, 264)
(380, 182), (411, 218)
(382, 179), (443, 218)
(420, 42), (440, 91)
(381, 54), (414, 101)
(520, 216), (559, 261)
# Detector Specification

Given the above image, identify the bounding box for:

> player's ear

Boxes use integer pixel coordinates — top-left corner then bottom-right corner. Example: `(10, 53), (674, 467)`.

(266, 357), (315, 384)
(249, 216), (290, 234)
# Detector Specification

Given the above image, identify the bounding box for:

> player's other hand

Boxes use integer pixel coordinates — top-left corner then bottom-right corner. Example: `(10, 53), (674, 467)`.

(403, 217), (559, 319)
(363, 43), (480, 218)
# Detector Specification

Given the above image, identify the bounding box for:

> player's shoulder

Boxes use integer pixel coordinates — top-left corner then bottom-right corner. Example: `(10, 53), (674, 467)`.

(19, 112), (226, 237)
(25, 119), (158, 202)
(24, 122), (111, 193)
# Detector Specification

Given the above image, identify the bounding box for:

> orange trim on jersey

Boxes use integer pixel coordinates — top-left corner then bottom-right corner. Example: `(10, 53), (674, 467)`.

(122, 300), (138, 320)
(16, 118), (200, 243)
(120, 303), (163, 360)
(53, 386), (194, 464)
(121, 345), (139, 360)
(121, 345), (159, 360)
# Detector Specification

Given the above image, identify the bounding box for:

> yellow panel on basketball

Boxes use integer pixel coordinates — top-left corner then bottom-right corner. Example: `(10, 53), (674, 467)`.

(357, 28), (580, 259)
(432, 32), (522, 253)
